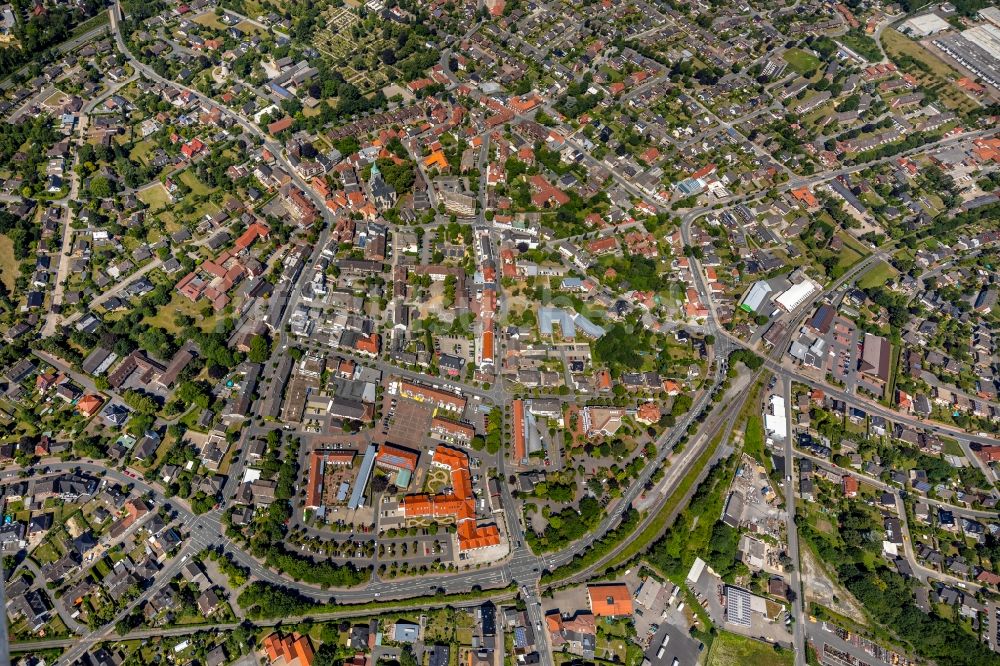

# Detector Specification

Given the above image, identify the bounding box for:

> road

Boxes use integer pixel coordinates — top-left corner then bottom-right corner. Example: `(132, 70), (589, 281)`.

(13, 592), (516, 654)
(19, 557), (89, 635)
(0, 15), (110, 92)
(769, 361), (1000, 496)
(781, 376), (806, 665)
(0, 555), (7, 666)
(56, 257), (163, 329)
(45, 71), (139, 335)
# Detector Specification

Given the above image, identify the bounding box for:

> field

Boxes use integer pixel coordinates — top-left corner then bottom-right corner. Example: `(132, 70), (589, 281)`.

(137, 183), (172, 211)
(192, 12), (227, 30)
(143, 292), (218, 334)
(743, 414), (768, 469)
(881, 29), (979, 114)
(130, 139), (155, 166)
(0, 234), (16, 291)
(838, 232), (871, 258)
(838, 30), (882, 63)
(707, 631), (793, 666)
(941, 437), (964, 457)
(858, 260), (898, 289)
(783, 48), (821, 75)
(178, 170), (215, 196)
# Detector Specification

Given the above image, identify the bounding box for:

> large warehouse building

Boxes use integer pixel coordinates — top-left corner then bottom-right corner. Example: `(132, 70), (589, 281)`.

(933, 23), (1000, 92)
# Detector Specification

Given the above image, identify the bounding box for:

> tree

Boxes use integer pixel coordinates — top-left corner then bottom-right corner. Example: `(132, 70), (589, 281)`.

(400, 646), (419, 666)
(89, 176), (113, 198)
(248, 334), (271, 363)
(313, 644), (340, 666)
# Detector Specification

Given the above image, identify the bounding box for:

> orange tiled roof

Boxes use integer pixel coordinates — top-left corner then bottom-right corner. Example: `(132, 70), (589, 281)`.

(401, 446), (500, 550)
(424, 150), (449, 170)
(587, 583), (634, 617)
(263, 632), (314, 666)
(791, 186), (819, 208)
(77, 394), (104, 417)
(376, 443), (419, 471)
(512, 399), (526, 462)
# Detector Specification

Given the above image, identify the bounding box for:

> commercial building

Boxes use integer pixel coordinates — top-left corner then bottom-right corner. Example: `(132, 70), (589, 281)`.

(860, 333), (891, 385)
(347, 444), (377, 510)
(397, 379), (467, 412)
(305, 450), (356, 510)
(400, 446), (501, 551)
(774, 280), (820, 312)
(933, 24), (1000, 91)
(898, 13), (951, 37)
(764, 394), (787, 441)
(512, 399), (526, 464)
(739, 281), (773, 313)
(430, 416), (475, 444)
(538, 307), (606, 339)
(375, 443), (420, 477)
(725, 585), (752, 627)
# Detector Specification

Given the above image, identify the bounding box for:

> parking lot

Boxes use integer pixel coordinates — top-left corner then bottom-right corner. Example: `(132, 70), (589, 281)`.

(380, 395), (433, 449)
(824, 316), (860, 391)
(379, 534), (454, 566)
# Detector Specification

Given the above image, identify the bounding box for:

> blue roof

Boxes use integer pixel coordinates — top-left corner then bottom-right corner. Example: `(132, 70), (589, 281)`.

(573, 313), (606, 338)
(267, 82), (292, 99)
(348, 444), (377, 510)
(677, 178), (704, 195)
(539, 307), (573, 337)
(538, 307), (605, 339)
(393, 622), (419, 642)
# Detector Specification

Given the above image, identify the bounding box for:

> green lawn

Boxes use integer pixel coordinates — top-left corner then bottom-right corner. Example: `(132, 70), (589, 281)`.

(31, 540), (63, 565)
(143, 292), (217, 334)
(783, 48), (821, 75)
(838, 231), (871, 257)
(941, 437), (964, 457)
(839, 30), (882, 63)
(192, 12), (227, 29)
(884, 343), (902, 407)
(0, 234), (17, 292)
(743, 415), (768, 469)
(858, 260), (898, 289)
(179, 169), (215, 196)
(137, 183), (172, 211)
(707, 631), (793, 666)
(130, 139), (155, 166)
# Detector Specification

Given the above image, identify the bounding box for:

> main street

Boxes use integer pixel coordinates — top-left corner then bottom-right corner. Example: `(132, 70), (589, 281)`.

(782, 376), (807, 666)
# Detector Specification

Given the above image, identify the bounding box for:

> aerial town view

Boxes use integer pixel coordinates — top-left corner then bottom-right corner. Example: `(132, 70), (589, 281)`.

(0, 0), (999, 663)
